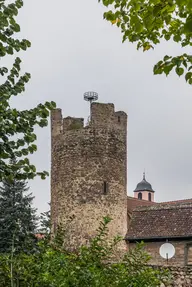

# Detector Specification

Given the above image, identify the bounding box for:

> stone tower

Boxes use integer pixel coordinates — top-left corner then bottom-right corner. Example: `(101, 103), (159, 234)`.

(51, 102), (127, 252)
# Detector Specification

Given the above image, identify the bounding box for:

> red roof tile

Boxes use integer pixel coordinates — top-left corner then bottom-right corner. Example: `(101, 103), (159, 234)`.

(160, 198), (192, 204)
(126, 202), (192, 241)
(127, 196), (156, 212)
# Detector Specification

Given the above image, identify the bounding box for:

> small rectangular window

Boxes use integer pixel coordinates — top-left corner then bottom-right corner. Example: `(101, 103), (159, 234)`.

(186, 245), (192, 265)
(118, 116), (121, 123)
(103, 181), (108, 194)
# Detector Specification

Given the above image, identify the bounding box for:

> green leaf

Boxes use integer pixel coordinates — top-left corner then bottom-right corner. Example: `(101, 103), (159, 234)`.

(13, 23), (20, 32)
(173, 34), (181, 42)
(183, 60), (187, 68)
(135, 21), (143, 33)
(163, 55), (172, 61)
(184, 16), (192, 33)
(164, 34), (171, 41)
(175, 67), (184, 76)
(176, 0), (187, 5)
(6, 46), (14, 54)
(164, 64), (174, 76)
(185, 72), (192, 82)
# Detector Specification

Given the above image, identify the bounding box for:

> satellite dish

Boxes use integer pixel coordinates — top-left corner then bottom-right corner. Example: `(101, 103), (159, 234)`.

(159, 243), (175, 260)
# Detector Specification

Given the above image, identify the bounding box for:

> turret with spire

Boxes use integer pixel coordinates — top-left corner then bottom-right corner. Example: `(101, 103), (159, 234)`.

(133, 172), (155, 202)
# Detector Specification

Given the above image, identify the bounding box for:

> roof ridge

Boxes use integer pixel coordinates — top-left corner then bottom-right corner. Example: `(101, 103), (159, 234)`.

(160, 198), (192, 203)
(134, 201), (192, 211)
(127, 196), (156, 203)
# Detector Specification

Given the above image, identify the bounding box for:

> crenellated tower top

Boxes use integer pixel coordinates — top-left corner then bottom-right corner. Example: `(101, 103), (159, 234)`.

(51, 102), (127, 138)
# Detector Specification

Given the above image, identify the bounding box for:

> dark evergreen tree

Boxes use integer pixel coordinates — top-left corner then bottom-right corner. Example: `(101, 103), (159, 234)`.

(0, 171), (38, 254)
(39, 203), (51, 236)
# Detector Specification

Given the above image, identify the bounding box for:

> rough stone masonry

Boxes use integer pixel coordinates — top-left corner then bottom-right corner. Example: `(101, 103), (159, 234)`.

(158, 266), (192, 287)
(51, 102), (128, 254)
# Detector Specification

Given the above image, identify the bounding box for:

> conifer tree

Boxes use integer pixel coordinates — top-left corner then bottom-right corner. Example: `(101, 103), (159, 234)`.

(0, 168), (37, 254)
(39, 203), (50, 235)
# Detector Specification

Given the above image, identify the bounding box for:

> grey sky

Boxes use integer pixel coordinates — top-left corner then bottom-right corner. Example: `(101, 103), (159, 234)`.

(10, 0), (192, 213)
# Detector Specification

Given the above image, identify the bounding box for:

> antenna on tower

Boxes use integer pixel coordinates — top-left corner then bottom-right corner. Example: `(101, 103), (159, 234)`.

(84, 91), (98, 105)
(84, 91), (98, 124)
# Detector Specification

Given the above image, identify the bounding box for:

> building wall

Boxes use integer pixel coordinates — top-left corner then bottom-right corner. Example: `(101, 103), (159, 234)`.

(134, 191), (154, 202)
(128, 240), (192, 266)
(51, 102), (127, 254)
(154, 266), (192, 287)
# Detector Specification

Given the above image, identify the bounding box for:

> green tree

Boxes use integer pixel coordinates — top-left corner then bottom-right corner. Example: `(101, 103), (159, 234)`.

(38, 203), (51, 236)
(0, 0), (56, 182)
(99, 0), (192, 83)
(0, 162), (38, 254)
(0, 217), (169, 287)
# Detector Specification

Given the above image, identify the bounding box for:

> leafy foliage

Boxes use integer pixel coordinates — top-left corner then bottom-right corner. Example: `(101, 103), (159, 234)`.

(99, 0), (192, 83)
(0, 0), (56, 181)
(0, 159), (38, 254)
(0, 217), (169, 287)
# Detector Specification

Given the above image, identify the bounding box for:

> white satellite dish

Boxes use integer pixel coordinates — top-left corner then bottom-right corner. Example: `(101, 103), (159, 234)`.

(159, 243), (175, 260)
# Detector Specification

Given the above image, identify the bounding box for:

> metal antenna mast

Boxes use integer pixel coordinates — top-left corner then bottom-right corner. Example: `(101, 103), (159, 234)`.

(84, 91), (98, 123)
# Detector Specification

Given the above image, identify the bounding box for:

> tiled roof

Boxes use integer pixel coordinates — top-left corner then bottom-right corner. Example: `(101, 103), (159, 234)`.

(127, 196), (156, 212)
(160, 198), (192, 204)
(126, 202), (192, 241)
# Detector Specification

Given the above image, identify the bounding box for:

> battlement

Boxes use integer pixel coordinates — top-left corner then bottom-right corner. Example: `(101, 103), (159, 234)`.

(63, 117), (84, 132)
(90, 102), (115, 126)
(51, 102), (127, 138)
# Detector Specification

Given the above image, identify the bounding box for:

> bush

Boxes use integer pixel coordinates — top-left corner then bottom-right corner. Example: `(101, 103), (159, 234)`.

(0, 217), (169, 287)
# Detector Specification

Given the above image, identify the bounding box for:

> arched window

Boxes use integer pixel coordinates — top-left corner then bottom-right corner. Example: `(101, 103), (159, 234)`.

(148, 193), (152, 201)
(138, 192), (142, 200)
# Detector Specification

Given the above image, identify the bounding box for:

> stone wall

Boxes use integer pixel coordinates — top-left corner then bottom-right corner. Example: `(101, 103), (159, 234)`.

(51, 102), (128, 255)
(156, 266), (192, 287)
(128, 240), (192, 266)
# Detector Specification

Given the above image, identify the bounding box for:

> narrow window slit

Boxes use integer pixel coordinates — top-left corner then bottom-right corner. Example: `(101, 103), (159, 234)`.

(103, 181), (108, 194)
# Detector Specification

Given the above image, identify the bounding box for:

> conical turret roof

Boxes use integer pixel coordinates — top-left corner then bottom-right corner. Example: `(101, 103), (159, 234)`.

(134, 172), (155, 193)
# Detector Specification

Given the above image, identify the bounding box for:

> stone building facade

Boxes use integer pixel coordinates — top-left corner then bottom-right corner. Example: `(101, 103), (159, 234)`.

(154, 266), (192, 287)
(51, 102), (127, 252)
(126, 202), (192, 266)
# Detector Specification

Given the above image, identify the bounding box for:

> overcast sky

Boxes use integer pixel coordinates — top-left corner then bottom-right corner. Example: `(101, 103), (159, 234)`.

(9, 0), (192, 213)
